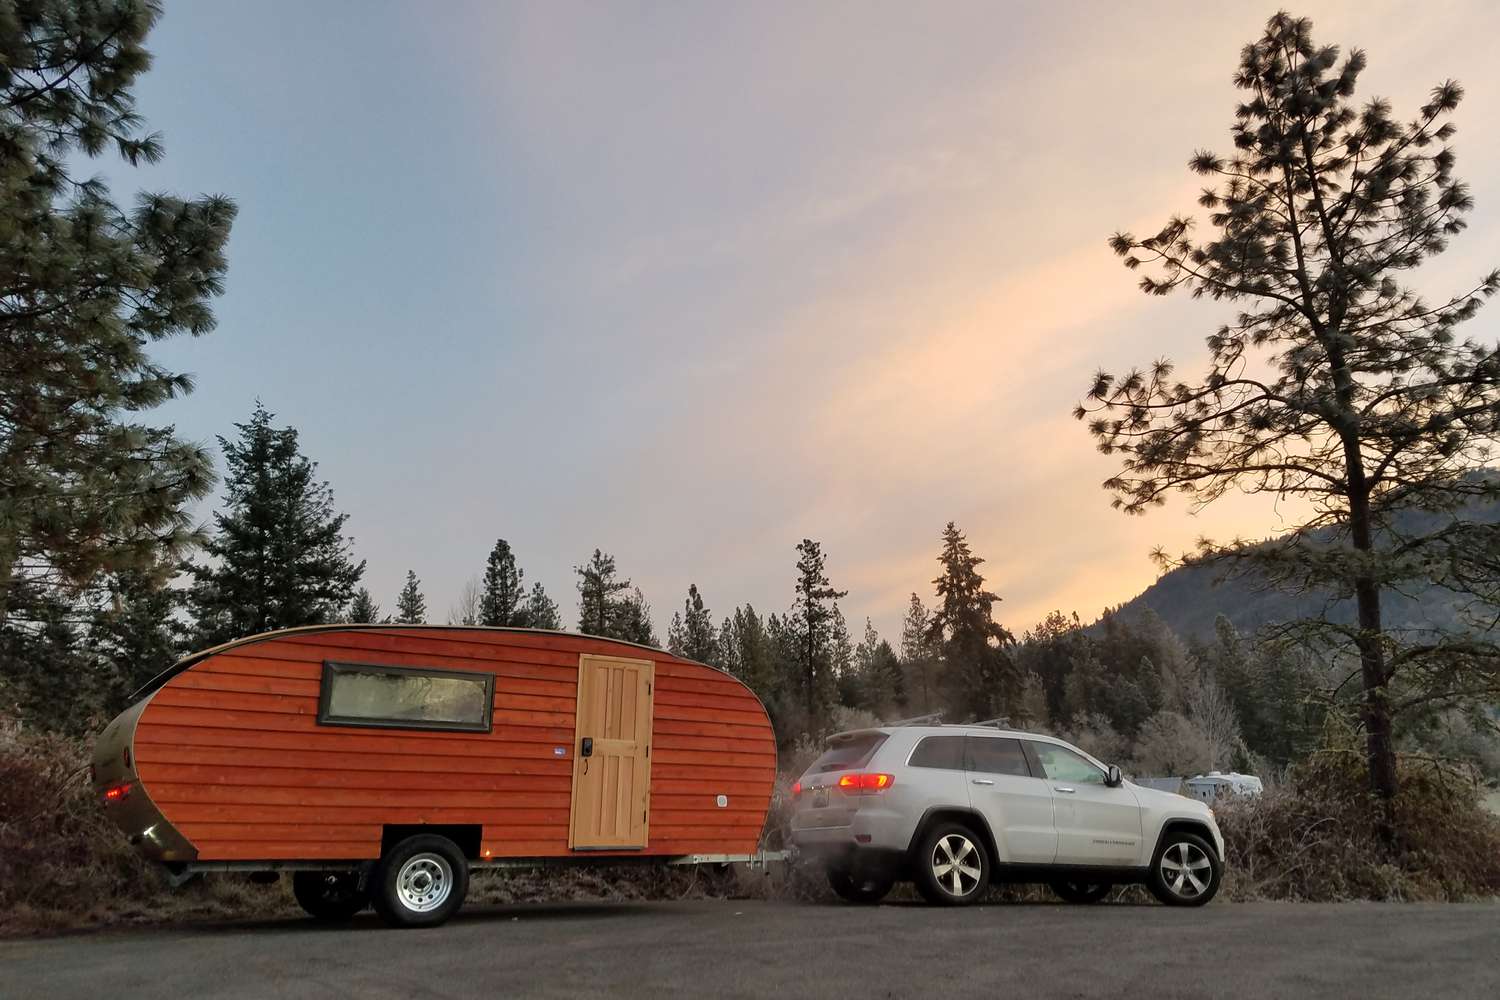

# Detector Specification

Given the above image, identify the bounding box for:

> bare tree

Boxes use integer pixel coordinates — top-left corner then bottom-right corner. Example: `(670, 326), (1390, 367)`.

(448, 576), (482, 626)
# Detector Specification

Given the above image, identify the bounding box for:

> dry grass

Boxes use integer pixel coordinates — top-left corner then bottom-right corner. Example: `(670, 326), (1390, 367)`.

(0, 720), (297, 935)
(1216, 750), (1500, 902)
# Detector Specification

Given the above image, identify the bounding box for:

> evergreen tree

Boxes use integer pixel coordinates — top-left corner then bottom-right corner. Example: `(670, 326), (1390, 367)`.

(186, 404), (363, 646)
(347, 588), (381, 624)
(524, 581), (562, 630)
(479, 539), (527, 627)
(0, 0), (235, 630)
(395, 571), (426, 625)
(851, 618), (904, 715)
(792, 539), (847, 733)
(674, 584), (719, 664)
(88, 569), (186, 710)
(575, 549), (632, 637)
(1080, 11), (1500, 805)
(927, 522), (1016, 721)
(614, 588), (658, 647)
(899, 593), (938, 715)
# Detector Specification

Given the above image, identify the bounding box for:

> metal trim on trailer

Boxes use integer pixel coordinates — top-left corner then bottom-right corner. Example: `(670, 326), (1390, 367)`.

(180, 850), (790, 877)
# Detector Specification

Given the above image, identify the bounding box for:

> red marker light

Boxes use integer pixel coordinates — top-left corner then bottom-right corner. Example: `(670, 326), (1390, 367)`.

(791, 780), (803, 800)
(103, 781), (132, 803)
(836, 773), (895, 794)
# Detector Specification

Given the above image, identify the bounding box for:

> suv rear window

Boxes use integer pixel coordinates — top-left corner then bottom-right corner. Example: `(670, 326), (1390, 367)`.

(908, 735), (966, 770)
(808, 732), (889, 773)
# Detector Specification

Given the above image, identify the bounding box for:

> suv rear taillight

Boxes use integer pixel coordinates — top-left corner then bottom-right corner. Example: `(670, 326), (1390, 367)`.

(792, 780), (803, 800)
(837, 772), (894, 794)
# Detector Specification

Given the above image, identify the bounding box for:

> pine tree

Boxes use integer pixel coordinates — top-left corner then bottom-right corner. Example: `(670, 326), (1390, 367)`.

(395, 571), (427, 625)
(348, 588), (381, 624)
(851, 618), (904, 715)
(675, 584), (719, 664)
(524, 582), (562, 630)
(927, 522), (1016, 721)
(899, 593), (937, 715)
(1080, 12), (1500, 804)
(0, 1), (235, 628)
(88, 569), (185, 711)
(186, 404), (363, 646)
(575, 549), (631, 637)
(792, 539), (847, 733)
(479, 539), (527, 627)
(615, 588), (658, 646)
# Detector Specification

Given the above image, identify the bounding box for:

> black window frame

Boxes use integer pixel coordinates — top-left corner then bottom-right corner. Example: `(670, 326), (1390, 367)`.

(317, 660), (495, 733)
(964, 735), (1035, 778)
(906, 734), (967, 771)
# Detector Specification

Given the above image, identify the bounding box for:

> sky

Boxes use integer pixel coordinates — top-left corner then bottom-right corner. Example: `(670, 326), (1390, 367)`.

(112, 0), (1500, 643)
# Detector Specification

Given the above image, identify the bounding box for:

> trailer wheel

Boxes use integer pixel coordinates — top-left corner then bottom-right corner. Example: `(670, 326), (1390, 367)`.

(371, 835), (469, 928)
(292, 871), (367, 921)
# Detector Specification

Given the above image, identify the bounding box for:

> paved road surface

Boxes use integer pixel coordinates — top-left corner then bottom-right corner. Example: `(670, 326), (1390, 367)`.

(3, 899), (1498, 999)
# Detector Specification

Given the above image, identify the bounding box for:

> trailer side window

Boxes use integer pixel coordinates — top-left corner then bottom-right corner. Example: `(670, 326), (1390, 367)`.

(318, 661), (494, 733)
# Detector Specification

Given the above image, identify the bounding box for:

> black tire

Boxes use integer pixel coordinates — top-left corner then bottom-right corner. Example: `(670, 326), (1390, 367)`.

(370, 835), (470, 928)
(913, 823), (990, 906)
(1147, 831), (1221, 907)
(827, 868), (894, 904)
(292, 870), (368, 921)
(1049, 880), (1112, 904)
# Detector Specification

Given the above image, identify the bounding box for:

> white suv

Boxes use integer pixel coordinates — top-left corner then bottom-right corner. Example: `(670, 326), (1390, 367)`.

(790, 725), (1225, 907)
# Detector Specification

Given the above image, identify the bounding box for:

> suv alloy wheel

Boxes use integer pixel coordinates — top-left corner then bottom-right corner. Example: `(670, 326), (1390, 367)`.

(1148, 831), (1220, 906)
(914, 822), (990, 905)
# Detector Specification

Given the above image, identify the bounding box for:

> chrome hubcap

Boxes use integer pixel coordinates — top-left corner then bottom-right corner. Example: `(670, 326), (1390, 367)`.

(931, 834), (982, 897)
(1159, 842), (1212, 898)
(396, 854), (453, 912)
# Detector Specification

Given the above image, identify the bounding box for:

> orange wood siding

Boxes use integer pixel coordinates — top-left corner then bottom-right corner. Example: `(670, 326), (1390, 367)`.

(131, 627), (776, 862)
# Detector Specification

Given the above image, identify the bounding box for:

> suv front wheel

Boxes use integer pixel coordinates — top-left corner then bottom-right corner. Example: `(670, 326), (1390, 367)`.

(1148, 831), (1220, 907)
(914, 823), (990, 906)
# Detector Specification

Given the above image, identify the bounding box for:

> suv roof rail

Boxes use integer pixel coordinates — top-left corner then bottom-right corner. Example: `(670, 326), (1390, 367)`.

(889, 712), (945, 727)
(970, 717), (1012, 729)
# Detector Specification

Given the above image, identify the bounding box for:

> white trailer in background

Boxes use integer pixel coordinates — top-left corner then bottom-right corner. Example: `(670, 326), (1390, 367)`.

(1185, 771), (1263, 801)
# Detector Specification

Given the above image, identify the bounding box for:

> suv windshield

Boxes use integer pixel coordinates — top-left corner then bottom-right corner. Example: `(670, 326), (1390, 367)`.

(808, 732), (889, 773)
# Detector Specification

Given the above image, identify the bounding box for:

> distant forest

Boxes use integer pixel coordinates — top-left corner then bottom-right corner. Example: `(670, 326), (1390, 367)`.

(4, 402), (1495, 785)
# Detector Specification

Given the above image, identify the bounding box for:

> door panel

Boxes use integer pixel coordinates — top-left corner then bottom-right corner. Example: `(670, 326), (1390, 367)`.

(570, 655), (654, 849)
(964, 736), (1056, 864)
(1029, 741), (1142, 865)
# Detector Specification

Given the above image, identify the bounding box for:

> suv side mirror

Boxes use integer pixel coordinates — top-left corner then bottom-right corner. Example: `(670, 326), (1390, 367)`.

(1105, 764), (1123, 787)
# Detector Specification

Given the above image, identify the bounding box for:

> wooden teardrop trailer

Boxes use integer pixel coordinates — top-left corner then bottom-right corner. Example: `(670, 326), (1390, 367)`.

(92, 625), (778, 927)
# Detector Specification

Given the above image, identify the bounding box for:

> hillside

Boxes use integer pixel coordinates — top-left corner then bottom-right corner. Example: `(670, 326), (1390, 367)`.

(1107, 497), (1500, 641)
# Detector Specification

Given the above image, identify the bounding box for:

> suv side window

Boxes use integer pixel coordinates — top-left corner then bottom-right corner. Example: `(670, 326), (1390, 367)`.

(908, 735), (965, 770)
(1030, 742), (1107, 784)
(965, 736), (1032, 777)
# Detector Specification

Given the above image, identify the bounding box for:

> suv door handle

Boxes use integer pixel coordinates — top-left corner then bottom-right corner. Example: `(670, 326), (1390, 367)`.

(971, 778), (995, 786)
(1054, 786), (1076, 794)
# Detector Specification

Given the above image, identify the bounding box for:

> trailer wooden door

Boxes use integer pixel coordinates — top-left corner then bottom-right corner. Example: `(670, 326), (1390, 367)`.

(569, 654), (655, 849)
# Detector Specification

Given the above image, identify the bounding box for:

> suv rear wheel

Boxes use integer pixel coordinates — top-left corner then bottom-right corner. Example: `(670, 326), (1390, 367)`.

(292, 870), (367, 920)
(1049, 881), (1112, 904)
(827, 869), (894, 904)
(1148, 831), (1220, 907)
(914, 823), (989, 906)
